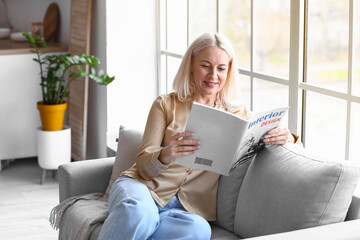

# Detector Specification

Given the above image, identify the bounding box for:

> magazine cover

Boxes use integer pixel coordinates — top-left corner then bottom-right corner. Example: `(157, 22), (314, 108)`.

(175, 102), (289, 175)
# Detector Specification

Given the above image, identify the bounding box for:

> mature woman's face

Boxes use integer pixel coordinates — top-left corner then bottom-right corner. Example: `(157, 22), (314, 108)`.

(191, 46), (230, 99)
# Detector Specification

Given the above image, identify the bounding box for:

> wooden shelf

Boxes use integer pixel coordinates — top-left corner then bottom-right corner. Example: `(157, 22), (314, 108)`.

(0, 38), (68, 55)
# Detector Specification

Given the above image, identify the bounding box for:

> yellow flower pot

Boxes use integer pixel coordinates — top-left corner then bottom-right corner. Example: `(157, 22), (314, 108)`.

(37, 101), (67, 131)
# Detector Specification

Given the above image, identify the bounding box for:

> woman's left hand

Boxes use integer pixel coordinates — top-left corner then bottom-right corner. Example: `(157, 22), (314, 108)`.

(263, 125), (295, 145)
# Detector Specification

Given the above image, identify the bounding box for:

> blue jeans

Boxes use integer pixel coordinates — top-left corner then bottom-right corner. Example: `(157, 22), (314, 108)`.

(98, 176), (211, 240)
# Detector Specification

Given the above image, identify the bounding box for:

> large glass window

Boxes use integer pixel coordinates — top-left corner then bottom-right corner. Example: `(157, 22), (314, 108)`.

(167, 1), (187, 54)
(220, 0), (251, 70)
(189, 0), (217, 43)
(303, 0), (359, 160)
(307, 0), (349, 93)
(254, 0), (290, 79)
(234, 75), (251, 107)
(353, 0), (360, 96)
(305, 92), (347, 159)
(253, 79), (289, 112)
(158, 0), (360, 161)
(166, 57), (182, 93)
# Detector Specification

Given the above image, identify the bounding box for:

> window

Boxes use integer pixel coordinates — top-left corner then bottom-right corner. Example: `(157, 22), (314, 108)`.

(302, 0), (360, 159)
(158, 0), (360, 161)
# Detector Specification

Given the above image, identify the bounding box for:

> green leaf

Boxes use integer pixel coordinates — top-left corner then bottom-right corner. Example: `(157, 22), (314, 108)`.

(23, 33), (115, 104)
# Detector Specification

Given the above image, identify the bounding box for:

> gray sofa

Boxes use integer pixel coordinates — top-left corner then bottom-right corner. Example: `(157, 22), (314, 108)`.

(58, 127), (360, 239)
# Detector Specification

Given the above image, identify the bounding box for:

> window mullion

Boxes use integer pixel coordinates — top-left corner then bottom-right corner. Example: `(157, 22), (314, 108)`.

(288, 0), (304, 136)
(216, 0), (220, 32)
(250, 0), (254, 111)
(187, 0), (189, 47)
(156, 0), (161, 96)
(348, 0), (354, 96)
(165, 0), (168, 50)
(345, 0), (355, 160)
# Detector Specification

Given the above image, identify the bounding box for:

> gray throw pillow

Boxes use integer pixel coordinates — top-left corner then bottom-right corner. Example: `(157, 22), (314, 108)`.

(234, 144), (360, 238)
(104, 126), (143, 198)
(215, 156), (253, 232)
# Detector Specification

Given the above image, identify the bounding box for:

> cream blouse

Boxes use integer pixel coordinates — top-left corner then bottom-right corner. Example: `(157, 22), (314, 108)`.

(121, 92), (252, 221)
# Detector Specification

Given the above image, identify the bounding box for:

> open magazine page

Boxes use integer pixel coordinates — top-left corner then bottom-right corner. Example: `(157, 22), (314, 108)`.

(229, 107), (289, 174)
(175, 102), (248, 175)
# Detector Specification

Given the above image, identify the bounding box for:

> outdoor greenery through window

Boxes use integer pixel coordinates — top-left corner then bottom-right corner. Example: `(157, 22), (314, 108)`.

(158, 0), (360, 161)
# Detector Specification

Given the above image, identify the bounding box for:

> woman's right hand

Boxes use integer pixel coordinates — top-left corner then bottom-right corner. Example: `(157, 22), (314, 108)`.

(158, 131), (200, 165)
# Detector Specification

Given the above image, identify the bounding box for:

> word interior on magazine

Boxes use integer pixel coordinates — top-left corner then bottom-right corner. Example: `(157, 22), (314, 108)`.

(248, 111), (285, 129)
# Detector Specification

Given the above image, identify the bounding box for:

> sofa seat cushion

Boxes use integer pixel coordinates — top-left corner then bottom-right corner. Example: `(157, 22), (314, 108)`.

(64, 205), (241, 240)
(89, 222), (242, 240)
(211, 224), (242, 239)
(234, 144), (360, 238)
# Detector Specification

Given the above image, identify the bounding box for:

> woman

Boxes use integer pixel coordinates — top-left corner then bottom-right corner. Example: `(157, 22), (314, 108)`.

(98, 33), (297, 240)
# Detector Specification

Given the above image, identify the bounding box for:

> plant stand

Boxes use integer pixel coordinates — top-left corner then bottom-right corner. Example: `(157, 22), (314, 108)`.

(37, 127), (71, 184)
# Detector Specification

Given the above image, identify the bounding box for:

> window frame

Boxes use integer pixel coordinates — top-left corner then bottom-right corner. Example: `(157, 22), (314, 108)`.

(157, 0), (360, 160)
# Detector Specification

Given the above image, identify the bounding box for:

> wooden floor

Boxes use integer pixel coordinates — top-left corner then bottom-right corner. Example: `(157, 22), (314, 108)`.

(0, 157), (58, 240)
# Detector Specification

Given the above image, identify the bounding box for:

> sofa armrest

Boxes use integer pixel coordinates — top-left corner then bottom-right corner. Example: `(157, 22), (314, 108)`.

(245, 219), (360, 240)
(346, 195), (360, 220)
(346, 184), (360, 220)
(58, 157), (115, 202)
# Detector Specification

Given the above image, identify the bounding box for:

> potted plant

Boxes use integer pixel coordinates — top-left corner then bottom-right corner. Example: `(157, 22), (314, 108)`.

(22, 32), (115, 131)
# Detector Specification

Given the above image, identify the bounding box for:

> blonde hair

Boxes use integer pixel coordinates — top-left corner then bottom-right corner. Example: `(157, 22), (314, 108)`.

(173, 32), (239, 109)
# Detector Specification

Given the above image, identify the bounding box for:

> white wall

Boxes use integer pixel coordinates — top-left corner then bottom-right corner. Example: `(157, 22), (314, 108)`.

(106, 0), (158, 150)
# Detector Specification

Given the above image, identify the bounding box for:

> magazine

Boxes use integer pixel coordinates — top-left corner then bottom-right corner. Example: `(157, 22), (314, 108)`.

(175, 102), (289, 176)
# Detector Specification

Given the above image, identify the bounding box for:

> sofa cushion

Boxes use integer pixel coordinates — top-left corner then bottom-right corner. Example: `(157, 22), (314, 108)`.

(215, 157), (253, 232)
(104, 126), (143, 197)
(210, 224), (242, 240)
(234, 144), (360, 238)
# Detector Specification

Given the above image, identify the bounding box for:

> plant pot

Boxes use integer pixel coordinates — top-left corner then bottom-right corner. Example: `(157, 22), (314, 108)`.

(37, 101), (67, 131)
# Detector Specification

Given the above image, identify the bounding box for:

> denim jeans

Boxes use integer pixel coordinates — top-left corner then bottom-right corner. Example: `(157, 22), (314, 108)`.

(98, 176), (211, 240)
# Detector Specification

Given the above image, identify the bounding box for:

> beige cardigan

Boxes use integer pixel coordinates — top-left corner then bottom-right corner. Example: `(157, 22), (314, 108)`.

(121, 92), (252, 221)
